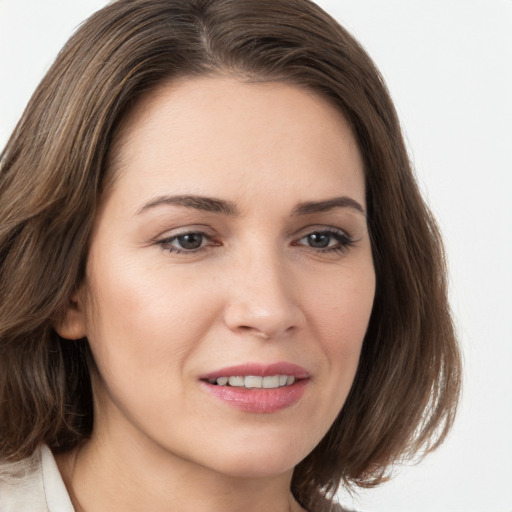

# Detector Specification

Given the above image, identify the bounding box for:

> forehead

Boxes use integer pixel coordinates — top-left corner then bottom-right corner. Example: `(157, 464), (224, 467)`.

(106, 76), (365, 211)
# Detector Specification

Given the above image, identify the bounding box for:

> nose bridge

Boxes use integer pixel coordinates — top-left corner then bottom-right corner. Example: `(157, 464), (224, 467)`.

(224, 239), (302, 338)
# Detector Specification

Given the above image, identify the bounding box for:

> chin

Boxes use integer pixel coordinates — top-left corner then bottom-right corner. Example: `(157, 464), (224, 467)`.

(210, 456), (297, 480)
(195, 435), (312, 480)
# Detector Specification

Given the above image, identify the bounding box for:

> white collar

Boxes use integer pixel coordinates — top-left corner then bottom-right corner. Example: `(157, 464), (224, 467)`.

(40, 445), (75, 512)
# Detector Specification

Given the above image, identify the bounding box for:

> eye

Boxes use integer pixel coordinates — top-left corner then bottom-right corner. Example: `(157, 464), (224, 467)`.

(295, 229), (354, 253)
(158, 231), (216, 254)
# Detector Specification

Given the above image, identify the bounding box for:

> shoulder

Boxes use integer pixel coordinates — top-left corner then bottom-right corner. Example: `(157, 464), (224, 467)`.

(0, 446), (48, 512)
(0, 445), (74, 512)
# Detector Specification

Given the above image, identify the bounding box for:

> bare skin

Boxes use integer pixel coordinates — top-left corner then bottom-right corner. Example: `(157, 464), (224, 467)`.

(55, 76), (375, 512)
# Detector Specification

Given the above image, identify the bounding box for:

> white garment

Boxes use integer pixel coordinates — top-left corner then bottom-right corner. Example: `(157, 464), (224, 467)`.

(0, 445), (74, 512)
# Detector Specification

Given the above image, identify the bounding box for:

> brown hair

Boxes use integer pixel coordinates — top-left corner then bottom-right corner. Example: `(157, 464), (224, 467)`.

(0, 0), (461, 508)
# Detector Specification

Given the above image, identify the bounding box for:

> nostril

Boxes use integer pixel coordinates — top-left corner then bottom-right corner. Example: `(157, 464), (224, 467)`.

(224, 301), (303, 340)
(238, 325), (271, 339)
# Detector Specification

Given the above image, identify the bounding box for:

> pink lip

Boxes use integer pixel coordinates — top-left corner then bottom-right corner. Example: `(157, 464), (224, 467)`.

(200, 362), (310, 380)
(200, 362), (310, 414)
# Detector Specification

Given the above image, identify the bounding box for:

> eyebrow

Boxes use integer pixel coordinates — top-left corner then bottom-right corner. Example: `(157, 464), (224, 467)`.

(292, 196), (366, 216)
(137, 195), (240, 216)
(137, 194), (365, 217)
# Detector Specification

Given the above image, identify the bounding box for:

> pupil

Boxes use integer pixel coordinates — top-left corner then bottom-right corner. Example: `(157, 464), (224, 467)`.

(178, 233), (202, 250)
(308, 233), (330, 248)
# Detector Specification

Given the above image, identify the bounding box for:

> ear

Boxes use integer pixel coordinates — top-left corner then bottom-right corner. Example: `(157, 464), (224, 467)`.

(53, 288), (87, 340)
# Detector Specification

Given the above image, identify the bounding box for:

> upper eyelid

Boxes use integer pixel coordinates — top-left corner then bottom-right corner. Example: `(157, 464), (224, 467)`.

(156, 231), (217, 255)
(157, 232), (352, 256)
(159, 229), (211, 239)
(293, 229), (354, 246)
(158, 231), (216, 247)
(154, 226), (215, 241)
(154, 224), (353, 241)
(291, 224), (352, 239)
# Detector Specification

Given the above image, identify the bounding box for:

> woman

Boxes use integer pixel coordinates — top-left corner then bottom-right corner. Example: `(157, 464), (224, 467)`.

(0, 1), (461, 511)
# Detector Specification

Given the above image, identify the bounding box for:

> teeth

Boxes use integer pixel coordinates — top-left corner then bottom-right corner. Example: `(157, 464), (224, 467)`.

(228, 376), (244, 387)
(262, 375), (279, 388)
(245, 376), (263, 388)
(213, 375), (297, 388)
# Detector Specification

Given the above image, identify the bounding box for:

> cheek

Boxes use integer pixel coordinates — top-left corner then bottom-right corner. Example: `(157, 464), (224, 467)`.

(303, 261), (375, 388)
(82, 254), (222, 376)
(307, 260), (375, 341)
(288, 266), (374, 450)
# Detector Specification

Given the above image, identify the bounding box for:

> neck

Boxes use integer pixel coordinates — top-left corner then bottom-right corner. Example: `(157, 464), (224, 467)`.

(55, 430), (305, 512)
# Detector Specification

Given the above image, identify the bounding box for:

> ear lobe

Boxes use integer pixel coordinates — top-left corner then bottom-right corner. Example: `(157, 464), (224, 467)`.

(53, 290), (87, 340)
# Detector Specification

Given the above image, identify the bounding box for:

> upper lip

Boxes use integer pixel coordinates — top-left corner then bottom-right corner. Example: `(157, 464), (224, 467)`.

(200, 362), (310, 381)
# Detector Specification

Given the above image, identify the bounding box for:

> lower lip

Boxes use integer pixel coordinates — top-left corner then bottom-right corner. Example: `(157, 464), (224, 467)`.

(201, 380), (308, 413)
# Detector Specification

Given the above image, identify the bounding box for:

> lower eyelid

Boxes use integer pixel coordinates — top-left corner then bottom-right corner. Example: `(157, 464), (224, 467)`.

(156, 226), (357, 253)
(289, 233), (354, 255)
(160, 231), (226, 254)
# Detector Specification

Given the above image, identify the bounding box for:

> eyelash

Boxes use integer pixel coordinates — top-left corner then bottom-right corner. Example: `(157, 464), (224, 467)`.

(157, 231), (219, 254)
(157, 228), (355, 255)
(293, 229), (355, 254)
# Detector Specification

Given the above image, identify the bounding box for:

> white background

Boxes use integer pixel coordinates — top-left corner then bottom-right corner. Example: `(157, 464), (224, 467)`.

(1, 1), (511, 511)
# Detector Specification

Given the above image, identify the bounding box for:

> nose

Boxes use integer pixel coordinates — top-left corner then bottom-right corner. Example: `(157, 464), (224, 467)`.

(223, 250), (304, 340)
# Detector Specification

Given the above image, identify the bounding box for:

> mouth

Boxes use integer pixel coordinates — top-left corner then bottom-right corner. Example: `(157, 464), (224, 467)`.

(200, 362), (309, 413)
(205, 375), (297, 389)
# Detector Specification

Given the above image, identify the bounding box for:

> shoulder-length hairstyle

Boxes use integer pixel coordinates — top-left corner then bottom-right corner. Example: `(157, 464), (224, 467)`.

(0, 0), (461, 509)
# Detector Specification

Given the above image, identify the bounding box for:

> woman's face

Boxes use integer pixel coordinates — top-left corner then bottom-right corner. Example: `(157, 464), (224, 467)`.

(68, 77), (375, 478)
